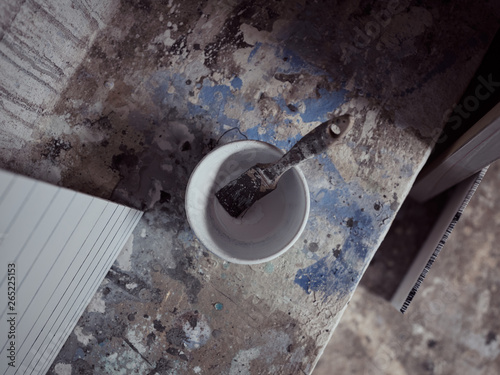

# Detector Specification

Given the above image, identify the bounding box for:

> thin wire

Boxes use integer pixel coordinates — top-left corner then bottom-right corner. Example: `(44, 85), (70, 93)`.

(215, 127), (248, 147)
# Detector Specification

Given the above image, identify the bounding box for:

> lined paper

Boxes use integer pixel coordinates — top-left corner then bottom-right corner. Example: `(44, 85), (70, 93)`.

(0, 169), (142, 374)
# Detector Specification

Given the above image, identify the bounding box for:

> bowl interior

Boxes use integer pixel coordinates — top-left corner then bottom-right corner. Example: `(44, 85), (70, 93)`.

(185, 140), (309, 264)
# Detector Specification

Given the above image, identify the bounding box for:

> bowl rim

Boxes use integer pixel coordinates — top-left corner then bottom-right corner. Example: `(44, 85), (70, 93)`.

(185, 139), (310, 264)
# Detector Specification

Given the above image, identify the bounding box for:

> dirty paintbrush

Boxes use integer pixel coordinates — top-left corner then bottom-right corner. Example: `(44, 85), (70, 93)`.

(215, 114), (353, 217)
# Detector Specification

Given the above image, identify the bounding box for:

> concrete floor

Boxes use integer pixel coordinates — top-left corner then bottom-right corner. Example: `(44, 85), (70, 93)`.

(313, 160), (500, 375)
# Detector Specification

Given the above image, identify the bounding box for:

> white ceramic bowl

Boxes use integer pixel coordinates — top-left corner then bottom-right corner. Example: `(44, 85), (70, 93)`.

(185, 140), (310, 264)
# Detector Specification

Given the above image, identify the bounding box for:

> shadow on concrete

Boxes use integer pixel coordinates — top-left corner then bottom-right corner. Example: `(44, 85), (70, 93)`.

(360, 192), (449, 300)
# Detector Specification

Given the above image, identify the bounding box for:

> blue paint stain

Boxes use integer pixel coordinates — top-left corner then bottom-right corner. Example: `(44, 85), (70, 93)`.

(294, 205), (372, 302)
(187, 78), (256, 133)
(214, 302), (224, 311)
(73, 347), (85, 361)
(243, 101), (255, 112)
(276, 47), (326, 76)
(188, 82), (238, 130)
(274, 97), (299, 116)
(294, 250), (361, 302)
(294, 152), (395, 301)
(243, 126), (261, 141)
(149, 71), (190, 112)
(231, 76), (243, 90)
(300, 88), (347, 123)
(248, 42), (262, 62)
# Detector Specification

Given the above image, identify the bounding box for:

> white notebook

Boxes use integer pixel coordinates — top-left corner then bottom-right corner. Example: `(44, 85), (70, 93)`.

(411, 102), (500, 202)
(0, 169), (142, 374)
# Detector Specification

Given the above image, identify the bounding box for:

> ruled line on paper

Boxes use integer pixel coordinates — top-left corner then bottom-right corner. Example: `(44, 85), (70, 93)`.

(36, 210), (143, 375)
(0, 169), (143, 375)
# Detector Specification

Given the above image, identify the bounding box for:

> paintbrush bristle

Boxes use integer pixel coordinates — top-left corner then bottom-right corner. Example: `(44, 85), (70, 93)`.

(215, 166), (274, 218)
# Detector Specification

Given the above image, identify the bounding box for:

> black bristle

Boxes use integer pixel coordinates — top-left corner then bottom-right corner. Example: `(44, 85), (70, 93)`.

(215, 167), (272, 217)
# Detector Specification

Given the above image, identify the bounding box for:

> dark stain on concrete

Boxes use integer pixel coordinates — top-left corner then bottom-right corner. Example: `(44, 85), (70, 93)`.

(82, 114), (113, 130)
(486, 331), (497, 345)
(346, 217), (357, 228)
(203, 0), (283, 69)
(274, 73), (300, 84)
(166, 347), (189, 361)
(166, 326), (187, 347)
(42, 138), (72, 160)
(111, 147), (139, 175)
(147, 358), (174, 375)
(164, 246), (202, 304)
(204, 14), (251, 68)
(105, 267), (164, 304)
(69, 359), (94, 375)
(122, 0), (153, 13)
(89, 43), (107, 60)
(159, 190), (171, 204)
(308, 242), (319, 253)
(211, 329), (222, 339)
(153, 319), (166, 332)
(146, 332), (156, 346)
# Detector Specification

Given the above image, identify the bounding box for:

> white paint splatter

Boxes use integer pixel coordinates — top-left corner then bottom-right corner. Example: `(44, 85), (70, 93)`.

(229, 348), (260, 375)
(412, 323), (425, 335)
(183, 315), (211, 349)
(115, 234), (134, 271)
(194, 366), (202, 374)
(460, 332), (500, 360)
(54, 363), (72, 375)
(87, 291), (106, 313)
(74, 325), (94, 346)
(126, 329), (147, 354)
(101, 351), (151, 375)
(148, 179), (163, 208)
(477, 289), (491, 318)
(126, 282), (138, 290)
(240, 23), (273, 45)
(153, 29), (176, 47)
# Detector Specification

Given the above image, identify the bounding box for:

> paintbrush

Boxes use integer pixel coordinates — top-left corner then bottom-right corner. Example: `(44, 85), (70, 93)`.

(215, 114), (353, 217)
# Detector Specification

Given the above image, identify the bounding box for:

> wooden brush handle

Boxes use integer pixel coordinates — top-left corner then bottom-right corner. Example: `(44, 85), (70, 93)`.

(262, 114), (353, 181)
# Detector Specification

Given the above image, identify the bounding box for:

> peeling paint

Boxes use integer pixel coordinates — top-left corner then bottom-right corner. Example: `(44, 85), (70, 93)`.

(182, 313), (211, 350)
(114, 234), (135, 271)
(229, 348), (260, 375)
(74, 326), (94, 346)
(87, 290), (106, 314)
(54, 363), (72, 375)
